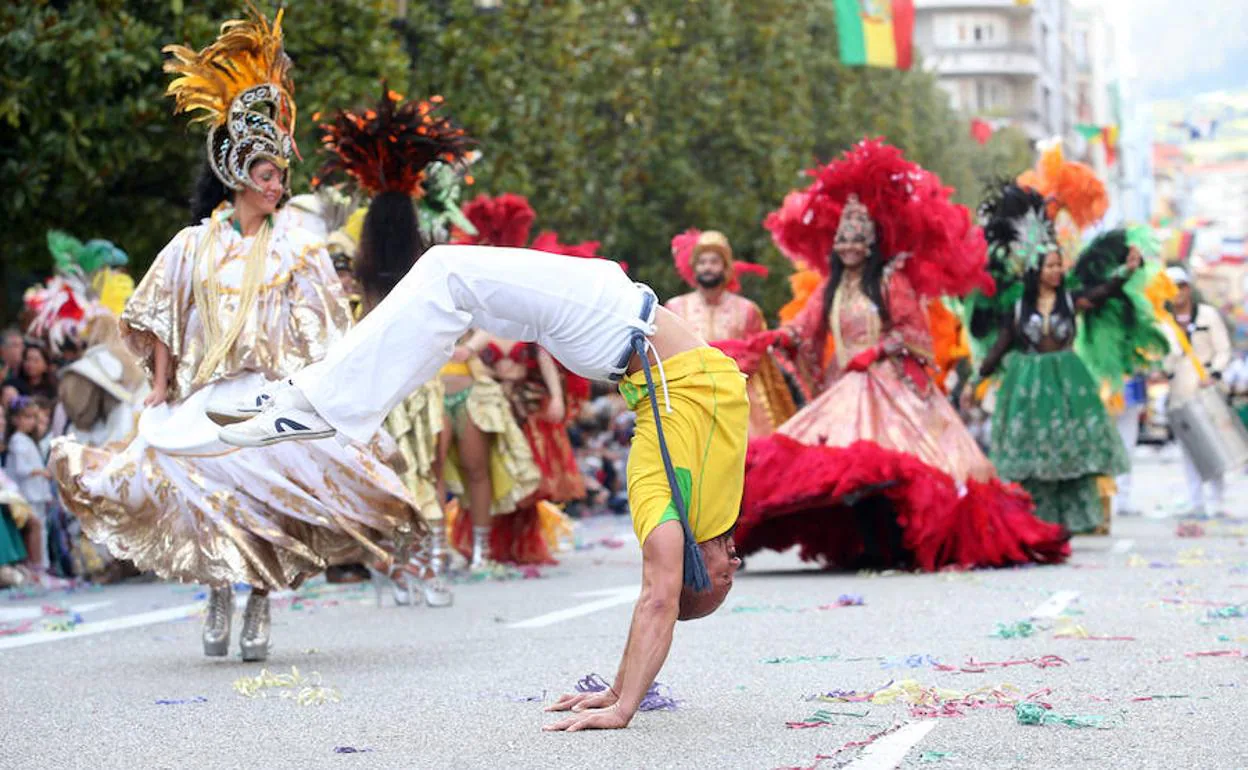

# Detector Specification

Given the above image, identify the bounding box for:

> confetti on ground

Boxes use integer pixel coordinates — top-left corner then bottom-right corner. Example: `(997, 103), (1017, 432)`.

(991, 621), (1036, 639)
(574, 673), (678, 711)
(920, 751), (953, 763)
(155, 696), (207, 705)
(1204, 606), (1245, 620)
(1014, 702), (1114, 729)
(773, 722), (905, 770)
(0, 619), (36, 637)
(938, 655), (1068, 673)
(822, 594), (865, 608)
(1184, 649), (1244, 659)
(0, 603), (87, 637)
(1176, 522), (1205, 537)
(806, 679), (1051, 719)
(333, 747), (373, 754)
(760, 655), (841, 665)
(880, 654), (943, 670)
(232, 666), (341, 706)
(732, 597), (865, 614)
(448, 563), (545, 583)
(786, 709), (871, 728)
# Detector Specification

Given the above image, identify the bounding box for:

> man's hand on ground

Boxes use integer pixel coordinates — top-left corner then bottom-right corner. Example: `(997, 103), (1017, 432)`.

(542, 703), (631, 732)
(545, 690), (617, 713)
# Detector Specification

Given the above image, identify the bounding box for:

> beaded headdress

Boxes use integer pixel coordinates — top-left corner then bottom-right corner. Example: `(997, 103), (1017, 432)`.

(164, 5), (297, 193)
(834, 194), (877, 249)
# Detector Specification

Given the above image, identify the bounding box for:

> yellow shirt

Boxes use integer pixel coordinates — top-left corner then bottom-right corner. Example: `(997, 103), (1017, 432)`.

(621, 347), (748, 546)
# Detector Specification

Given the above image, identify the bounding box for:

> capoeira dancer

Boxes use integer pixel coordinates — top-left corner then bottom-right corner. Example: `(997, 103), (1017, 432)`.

(210, 244), (746, 731)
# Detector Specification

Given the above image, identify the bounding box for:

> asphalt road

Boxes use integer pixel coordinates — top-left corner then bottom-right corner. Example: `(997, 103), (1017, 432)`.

(4, 443), (1248, 770)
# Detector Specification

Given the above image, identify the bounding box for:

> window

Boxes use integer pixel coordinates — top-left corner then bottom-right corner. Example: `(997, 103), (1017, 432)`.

(937, 13), (1007, 47)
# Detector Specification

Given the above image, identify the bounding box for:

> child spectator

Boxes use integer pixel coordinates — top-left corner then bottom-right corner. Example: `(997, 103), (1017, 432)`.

(5, 397), (52, 572)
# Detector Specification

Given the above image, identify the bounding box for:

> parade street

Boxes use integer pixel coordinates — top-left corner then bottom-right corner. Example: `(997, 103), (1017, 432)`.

(5, 445), (1247, 770)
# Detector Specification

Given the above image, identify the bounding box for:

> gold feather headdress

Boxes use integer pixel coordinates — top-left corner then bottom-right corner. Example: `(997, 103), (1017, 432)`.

(163, 4), (297, 192)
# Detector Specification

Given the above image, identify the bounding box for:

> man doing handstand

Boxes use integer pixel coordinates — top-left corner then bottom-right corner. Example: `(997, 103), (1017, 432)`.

(210, 244), (746, 731)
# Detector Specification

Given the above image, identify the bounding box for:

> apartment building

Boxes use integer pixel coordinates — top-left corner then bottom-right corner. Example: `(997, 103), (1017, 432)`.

(913, 0), (1074, 142)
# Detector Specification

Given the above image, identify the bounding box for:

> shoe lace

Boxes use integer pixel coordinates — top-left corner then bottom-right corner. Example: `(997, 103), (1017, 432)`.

(208, 590), (231, 632)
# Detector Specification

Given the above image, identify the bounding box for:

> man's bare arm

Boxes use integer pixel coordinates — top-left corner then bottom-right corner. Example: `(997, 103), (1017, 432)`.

(543, 521), (683, 731)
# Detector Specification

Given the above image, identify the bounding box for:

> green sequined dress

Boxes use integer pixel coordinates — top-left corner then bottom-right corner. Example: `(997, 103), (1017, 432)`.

(979, 288), (1131, 534)
(990, 348), (1127, 532)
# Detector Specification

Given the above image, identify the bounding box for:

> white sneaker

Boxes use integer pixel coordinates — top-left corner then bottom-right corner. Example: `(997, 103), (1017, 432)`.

(217, 386), (336, 447)
(206, 379), (291, 426)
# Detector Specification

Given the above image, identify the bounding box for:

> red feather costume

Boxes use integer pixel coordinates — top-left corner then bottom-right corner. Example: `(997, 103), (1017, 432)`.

(740, 139), (1069, 571)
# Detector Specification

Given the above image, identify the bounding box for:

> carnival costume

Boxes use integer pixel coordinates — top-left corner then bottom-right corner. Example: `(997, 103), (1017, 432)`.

(967, 181), (1145, 533)
(1017, 147), (1170, 519)
(738, 140), (1069, 570)
(21, 232), (144, 580)
(48, 9), (426, 660)
(316, 86), (484, 599)
(665, 230), (796, 436)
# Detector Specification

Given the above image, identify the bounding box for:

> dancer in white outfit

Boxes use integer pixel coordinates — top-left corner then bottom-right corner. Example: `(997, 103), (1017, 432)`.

(214, 244), (749, 731)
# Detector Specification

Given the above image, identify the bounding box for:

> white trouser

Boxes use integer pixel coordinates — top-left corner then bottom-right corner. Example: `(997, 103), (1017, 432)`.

(1181, 446), (1225, 512)
(294, 244), (655, 444)
(1114, 404), (1142, 512)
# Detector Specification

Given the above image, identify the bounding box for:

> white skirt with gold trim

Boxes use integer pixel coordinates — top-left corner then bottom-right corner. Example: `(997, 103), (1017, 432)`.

(50, 372), (424, 591)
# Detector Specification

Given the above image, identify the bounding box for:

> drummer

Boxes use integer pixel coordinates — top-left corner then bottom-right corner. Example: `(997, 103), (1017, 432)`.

(1163, 266), (1233, 515)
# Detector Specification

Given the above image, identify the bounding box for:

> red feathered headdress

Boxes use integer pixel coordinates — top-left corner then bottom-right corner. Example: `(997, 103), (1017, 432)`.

(670, 229), (768, 292)
(764, 139), (992, 299)
(456, 193), (536, 247)
(316, 85), (473, 198)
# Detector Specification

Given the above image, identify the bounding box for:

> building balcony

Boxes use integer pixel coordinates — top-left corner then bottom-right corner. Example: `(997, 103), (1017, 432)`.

(924, 44), (1041, 76)
(915, 0), (1033, 10)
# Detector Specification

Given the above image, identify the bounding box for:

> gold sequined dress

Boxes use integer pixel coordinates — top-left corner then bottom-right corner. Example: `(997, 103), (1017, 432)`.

(49, 205), (425, 590)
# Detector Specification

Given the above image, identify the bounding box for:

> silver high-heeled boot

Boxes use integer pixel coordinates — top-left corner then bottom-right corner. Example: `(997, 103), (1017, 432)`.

(428, 520), (450, 578)
(470, 524), (491, 570)
(203, 585), (233, 657)
(411, 531), (453, 608)
(239, 592), (270, 662)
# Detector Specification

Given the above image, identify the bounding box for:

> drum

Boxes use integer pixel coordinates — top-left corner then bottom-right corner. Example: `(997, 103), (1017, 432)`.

(1170, 386), (1248, 481)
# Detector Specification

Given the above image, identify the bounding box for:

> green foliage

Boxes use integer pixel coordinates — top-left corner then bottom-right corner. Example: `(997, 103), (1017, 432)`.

(2, 0), (1037, 323)
(0, 0), (405, 319)
(399, 0), (1036, 314)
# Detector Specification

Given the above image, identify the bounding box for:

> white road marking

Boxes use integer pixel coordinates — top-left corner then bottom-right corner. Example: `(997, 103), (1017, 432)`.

(1111, 539), (1136, 554)
(0, 602), (201, 652)
(1030, 590), (1080, 620)
(845, 721), (937, 770)
(0, 600), (113, 622)
(509, 586), (638, 629)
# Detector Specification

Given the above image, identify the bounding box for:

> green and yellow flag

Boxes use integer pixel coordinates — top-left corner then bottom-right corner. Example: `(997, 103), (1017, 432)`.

(834, 0), (915, 70)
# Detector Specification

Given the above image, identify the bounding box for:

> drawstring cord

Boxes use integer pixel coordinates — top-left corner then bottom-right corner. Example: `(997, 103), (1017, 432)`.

(629, 332), (710, 592)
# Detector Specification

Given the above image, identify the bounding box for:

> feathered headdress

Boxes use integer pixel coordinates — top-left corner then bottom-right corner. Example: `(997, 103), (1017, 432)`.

(457, 193), (536, 247)
(316, 86), (473, 200)
(164, 4), (296, 192)
(24, 231), (134, 352)
(978, 181), (1056, 280)
(962, 181), (1055, 364)
(670, 229), (768, 292)
(764, 139), (991, 299)
(1016, 143), (1107, 230)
